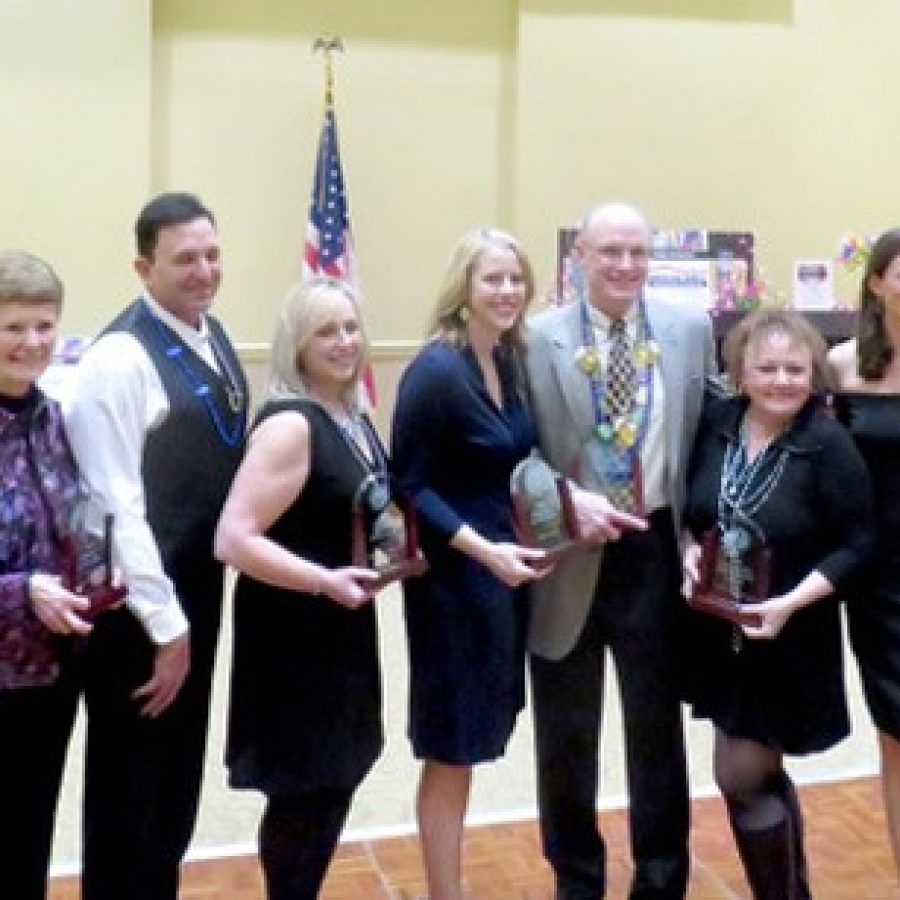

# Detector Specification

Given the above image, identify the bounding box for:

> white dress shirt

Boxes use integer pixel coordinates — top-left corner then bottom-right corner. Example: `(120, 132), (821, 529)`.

(63, 294), (221, 645)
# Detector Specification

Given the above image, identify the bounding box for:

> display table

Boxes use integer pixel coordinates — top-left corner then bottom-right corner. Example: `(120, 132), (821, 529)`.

(709, 309), (855, 346)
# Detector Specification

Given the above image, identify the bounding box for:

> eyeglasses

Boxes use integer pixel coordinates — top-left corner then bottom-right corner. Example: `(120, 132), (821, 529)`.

(582, 244), (650, 264)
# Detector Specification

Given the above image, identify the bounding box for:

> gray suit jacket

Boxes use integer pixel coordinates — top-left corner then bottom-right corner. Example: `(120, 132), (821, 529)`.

(524, 296), (716, 660)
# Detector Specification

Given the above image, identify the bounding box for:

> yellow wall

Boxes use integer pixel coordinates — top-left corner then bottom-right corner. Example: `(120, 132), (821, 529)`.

(515, 0), (900, 305)
(4, 0), (892, 870)
(152, 0), (517, 344)
(7, 0), (899, 340)
(0, 0), (152, 332)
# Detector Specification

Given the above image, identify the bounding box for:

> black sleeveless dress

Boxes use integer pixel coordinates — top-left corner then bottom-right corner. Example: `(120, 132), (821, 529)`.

(225, 399), (383, 795)
(834, 393), (900, 738)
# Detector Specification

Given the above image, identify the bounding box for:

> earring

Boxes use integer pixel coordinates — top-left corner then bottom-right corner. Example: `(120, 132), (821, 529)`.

(458, 306), (470, 323)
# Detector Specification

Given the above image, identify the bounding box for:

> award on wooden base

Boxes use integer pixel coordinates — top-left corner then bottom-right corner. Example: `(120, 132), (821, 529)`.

(510, 452), (588, 566)
(688, 527), (770, 627)
(61, 511), (127, 622)
(351, 475), (428, 591)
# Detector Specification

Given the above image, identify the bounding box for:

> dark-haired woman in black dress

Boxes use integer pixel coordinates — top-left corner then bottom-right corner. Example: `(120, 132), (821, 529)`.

(830, 226), (900, 880)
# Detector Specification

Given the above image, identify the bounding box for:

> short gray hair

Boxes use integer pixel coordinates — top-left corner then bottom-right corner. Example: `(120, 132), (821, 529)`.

(0, 250), (63, 312)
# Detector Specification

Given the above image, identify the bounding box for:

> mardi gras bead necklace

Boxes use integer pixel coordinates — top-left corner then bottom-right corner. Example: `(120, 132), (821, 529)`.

(145, 304), (246, 448)
(575, 299), (659, 451)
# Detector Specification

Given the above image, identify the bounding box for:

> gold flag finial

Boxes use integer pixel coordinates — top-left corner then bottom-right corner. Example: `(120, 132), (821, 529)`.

(312, 35), (344, 109)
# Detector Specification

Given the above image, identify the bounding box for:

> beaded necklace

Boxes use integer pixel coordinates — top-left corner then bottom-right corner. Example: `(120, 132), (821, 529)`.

(324, 403), (391, 511)
(716, 429), (788, 554)
(144, 304), (246, 448)
(576, 298), (657, 452)
(717, 423), (788, 653)
(716, 425), (788, 652)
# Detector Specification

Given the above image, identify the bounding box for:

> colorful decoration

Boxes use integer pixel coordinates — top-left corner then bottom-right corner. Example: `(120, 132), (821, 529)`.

(835, 233), (874, 273)
(577, 305), (657, 453)
(735, 278), (765, 311)
(634, 339), (660, 366)
(573, 340), (659, 381)
(574, 345), (600, 375)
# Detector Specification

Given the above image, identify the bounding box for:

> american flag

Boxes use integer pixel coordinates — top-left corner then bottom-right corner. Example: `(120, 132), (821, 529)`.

(303, 102), (376, 404)
(303, 107), (354, 280)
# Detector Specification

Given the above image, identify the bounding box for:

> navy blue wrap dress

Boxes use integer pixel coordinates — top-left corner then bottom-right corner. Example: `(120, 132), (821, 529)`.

(392, 340), (536, 764)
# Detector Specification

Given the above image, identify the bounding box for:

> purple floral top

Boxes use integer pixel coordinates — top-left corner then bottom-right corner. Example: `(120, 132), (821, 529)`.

(0, 389), (81, 689)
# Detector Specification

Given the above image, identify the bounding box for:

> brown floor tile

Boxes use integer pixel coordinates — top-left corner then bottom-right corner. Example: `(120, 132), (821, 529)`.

(48, 776), (899, 899)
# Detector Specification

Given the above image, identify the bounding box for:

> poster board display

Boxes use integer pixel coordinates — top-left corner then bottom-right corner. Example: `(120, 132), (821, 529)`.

(791, 259), (834, 310)
(556, 227), (755, 310)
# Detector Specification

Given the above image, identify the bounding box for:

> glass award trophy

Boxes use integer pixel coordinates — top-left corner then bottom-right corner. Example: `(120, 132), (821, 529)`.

(688, 526), (769, 627)
(510, 451), (586, 565)
(351, 474), (428, 590)
(61, 497), (127, 621)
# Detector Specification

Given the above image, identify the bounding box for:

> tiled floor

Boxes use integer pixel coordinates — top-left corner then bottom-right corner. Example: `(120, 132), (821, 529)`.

(49, 776), (898, 899)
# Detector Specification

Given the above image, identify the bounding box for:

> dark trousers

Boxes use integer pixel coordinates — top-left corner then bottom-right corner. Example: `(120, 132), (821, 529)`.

(530, 510), (690, 900)
(80, 587), (221, 900)
(258, 788), (354, 900)
(0, 672), (78, 900)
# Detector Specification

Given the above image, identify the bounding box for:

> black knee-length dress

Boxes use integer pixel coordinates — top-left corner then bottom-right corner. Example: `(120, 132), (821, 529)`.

(682, 396), (874, 754)
(835, 393), (900, 738)
(226, 399), (383, 796)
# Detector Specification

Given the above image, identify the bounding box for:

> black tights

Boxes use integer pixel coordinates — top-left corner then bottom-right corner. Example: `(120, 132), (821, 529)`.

(715, 730), (783, 826)
(714, 729), (810, 900)
(258, 788), (353, 900)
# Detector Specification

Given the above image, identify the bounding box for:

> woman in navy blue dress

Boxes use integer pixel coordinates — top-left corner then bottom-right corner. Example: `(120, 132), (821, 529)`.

(392, 228), (546, 900)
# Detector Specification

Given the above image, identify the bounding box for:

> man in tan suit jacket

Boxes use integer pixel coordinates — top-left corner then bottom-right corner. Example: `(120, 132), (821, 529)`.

(525, 202), (716, 899)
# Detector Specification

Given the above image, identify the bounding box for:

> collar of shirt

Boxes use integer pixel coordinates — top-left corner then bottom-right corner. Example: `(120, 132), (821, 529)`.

(142, 292), (218, 371)
(585, 300), (638, 344)
(142, 291), (212, 355)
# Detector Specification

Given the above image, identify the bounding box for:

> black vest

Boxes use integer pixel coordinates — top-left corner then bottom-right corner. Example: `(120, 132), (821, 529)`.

(104, 299), (248, 613)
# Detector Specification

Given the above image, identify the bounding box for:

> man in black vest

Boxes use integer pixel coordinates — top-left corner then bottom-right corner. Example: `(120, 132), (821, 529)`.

(65, 192), (248, 900)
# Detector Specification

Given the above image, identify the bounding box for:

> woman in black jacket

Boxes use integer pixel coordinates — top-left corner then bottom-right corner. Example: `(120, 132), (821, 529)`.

(681, 308), (875, 899)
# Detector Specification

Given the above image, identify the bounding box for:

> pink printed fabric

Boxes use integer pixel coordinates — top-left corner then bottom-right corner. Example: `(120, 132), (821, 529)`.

(0, 391), (80, 689)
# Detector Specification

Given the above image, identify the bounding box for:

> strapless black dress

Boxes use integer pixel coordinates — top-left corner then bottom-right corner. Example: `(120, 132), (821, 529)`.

(834, 393), (900, 737)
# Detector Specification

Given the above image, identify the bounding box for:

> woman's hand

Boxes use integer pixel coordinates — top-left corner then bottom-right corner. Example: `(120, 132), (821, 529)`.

(451, 524), (548, 587)
(681, 538), (702, 601)
(740, 571), (834, 641)
(318, 567), (380, 610)
(479, 542), (548, 588)
(740, 595), (796, 640)
(28, 572), (92, 636)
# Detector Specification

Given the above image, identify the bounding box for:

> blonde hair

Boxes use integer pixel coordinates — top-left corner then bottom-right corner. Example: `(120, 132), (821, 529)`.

(268, 276), (369, 404)
(428, 227), (535, 351)
(0, 250), (63, 312)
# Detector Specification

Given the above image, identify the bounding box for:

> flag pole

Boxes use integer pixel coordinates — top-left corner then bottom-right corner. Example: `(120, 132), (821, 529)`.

(312, 35), (343, 112)
(306, 35), (376, 406)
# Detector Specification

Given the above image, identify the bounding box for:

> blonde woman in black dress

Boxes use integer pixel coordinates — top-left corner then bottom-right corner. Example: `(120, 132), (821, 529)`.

(830, 228), (900, 880)
(215, 277), (383, 899)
